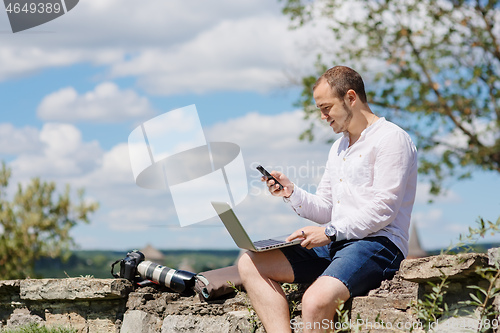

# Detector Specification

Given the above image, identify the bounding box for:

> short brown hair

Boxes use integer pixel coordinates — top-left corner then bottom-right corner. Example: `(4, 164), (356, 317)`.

(313, 66), (367, 104)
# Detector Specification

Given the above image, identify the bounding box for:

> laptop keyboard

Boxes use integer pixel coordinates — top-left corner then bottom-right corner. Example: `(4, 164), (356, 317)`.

(253, 238), (286, 248)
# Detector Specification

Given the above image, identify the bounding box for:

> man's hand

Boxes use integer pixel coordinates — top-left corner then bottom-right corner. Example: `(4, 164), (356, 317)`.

(262, 171), (294, 197)
(286, 226), (331, 249)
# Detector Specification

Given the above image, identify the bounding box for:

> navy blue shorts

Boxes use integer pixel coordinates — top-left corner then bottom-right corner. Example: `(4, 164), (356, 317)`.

(280, 236), (404, 297)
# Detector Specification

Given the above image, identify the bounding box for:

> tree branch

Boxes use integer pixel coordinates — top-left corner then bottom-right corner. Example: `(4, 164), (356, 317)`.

(479, 69), (500, 122)
(475, 0), (500, 61)
(405, 33), (484, 148)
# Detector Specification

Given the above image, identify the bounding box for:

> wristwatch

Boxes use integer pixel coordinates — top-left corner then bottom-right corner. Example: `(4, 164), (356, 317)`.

(325, 224), (337, 242)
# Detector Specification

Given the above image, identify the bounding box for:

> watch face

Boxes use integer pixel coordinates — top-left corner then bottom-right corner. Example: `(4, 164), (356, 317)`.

(325, 225), (336, 242)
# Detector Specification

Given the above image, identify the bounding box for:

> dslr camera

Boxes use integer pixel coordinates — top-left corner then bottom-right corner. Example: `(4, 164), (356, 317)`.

(112, 250), (145, 281)
(111, 250), (197, 295)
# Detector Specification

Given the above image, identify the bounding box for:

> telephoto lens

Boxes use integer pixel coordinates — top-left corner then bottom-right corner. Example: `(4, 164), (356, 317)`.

(137, 261), (197, 295)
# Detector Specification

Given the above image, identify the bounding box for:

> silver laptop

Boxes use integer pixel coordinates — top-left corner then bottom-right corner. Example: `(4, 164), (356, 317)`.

(211, 201), (302, 252)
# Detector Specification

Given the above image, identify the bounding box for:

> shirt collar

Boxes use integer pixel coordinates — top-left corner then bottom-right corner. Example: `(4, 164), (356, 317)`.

(342, 117), (386, 146)
(361, 116), (385, 137)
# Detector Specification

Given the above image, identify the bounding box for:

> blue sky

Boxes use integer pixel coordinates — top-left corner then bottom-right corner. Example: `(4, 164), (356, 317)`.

(0, 0), (498, 253)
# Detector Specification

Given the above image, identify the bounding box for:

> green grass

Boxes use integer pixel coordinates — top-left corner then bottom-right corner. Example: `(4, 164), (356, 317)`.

(1, 323), (77, 333)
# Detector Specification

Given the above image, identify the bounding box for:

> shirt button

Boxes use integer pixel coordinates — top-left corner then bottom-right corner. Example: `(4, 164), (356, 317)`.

(340, 179), (342, 182)
(343, 158), (346, 161)
(337, 200), (340, 204)
(299, 205), (302, 208)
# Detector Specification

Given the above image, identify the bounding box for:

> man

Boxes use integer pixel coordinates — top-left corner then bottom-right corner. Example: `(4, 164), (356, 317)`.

(238, 66), (417, 333)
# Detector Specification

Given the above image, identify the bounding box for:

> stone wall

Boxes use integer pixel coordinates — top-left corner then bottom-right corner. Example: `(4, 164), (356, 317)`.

(1, 249), (500, 333)
(351, 251), (496, 333)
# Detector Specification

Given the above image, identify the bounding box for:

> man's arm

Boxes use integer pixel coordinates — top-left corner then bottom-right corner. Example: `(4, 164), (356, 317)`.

(285, 172), (333, 224)
(266, 167), (334, 224)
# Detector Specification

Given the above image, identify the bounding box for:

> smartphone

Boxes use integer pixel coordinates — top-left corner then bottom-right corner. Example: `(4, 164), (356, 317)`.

(256, 165), (283, 191)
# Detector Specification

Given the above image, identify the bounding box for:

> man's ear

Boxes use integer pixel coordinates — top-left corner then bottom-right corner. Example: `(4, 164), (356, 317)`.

(345, 89), (357, 106)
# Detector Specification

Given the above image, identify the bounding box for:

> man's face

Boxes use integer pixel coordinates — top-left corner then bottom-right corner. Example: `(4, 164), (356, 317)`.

(313, 80), (353, 134)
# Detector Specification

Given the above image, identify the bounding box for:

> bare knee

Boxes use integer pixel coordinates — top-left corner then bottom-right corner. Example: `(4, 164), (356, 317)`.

(301, 277), (350, 318)
(237, 251), (260, 284)
(302, 286), (332, 315)
(237, 250), (294, 285)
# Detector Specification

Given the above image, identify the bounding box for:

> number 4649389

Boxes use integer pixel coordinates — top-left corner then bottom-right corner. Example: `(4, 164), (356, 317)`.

(5, 2), (62, 14)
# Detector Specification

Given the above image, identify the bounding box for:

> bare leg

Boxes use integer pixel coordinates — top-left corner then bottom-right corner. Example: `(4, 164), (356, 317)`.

(301, 276), (350, 333)
(238, 250), (295, 333)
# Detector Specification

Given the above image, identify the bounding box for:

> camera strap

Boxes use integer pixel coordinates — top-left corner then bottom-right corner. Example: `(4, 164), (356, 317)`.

(110, 259), (121, 278)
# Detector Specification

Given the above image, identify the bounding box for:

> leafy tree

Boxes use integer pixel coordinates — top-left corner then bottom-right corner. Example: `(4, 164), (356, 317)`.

(281, 0), (500, 195)
(0, 162), (98, 280)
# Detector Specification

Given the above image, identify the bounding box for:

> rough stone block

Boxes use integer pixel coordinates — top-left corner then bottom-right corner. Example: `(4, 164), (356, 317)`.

(126, 286), (248, 319)
(428, 311), (482, 333)
(351, 296), (424, 333)
(0, 280), (21, 305)
(20, 278), (133, 301)
(121, 310), (162, 333)
(5, 308), (44, 328)
(161, 311), (257, 333)
(87, 317), (118, 333)
(0, 280), (20, 295)
(488, 247), (500, 267)
(399, 253), (488, 282)
(351, 273), (421, 333)
(86, 305), (122, 333)
(45, 311), (87, 333)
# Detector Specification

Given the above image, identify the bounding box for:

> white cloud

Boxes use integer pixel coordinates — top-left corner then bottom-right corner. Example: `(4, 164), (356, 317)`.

(412, 209), (444, 228)
(206, 110), (335, 168)
(414, 182), (461, 204)
(106, 206), (171, 231)
(0, 47), (87, 82)
(79, 143), (133, 186)
(0, 123), (42, 155)
(109, 15), (314, 95)
(0, 0), (321, 94)
(9, 123), (103, 178)
(37, 82), (155, 123)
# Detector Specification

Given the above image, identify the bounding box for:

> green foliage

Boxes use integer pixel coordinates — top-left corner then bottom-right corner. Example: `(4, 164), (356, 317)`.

(0, 323), (77, 333)
(280, 0), (500, 195)
(462, 266), (500, 332)
(281, 283), (301, 317)
(446, 215), (500, 254)
(0, 162), (98, 280)
(412, 275), (451, 332)
(334, 300), (351, 332)
(228, 281), (259, 333)
(281, 282), (299, 293)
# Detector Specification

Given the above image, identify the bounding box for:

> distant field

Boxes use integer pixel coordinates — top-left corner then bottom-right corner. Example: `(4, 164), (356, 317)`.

(34, 249), (241, 279)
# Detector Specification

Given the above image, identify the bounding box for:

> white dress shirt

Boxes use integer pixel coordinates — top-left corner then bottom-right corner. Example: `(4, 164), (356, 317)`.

(287, 117), (417, 257)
